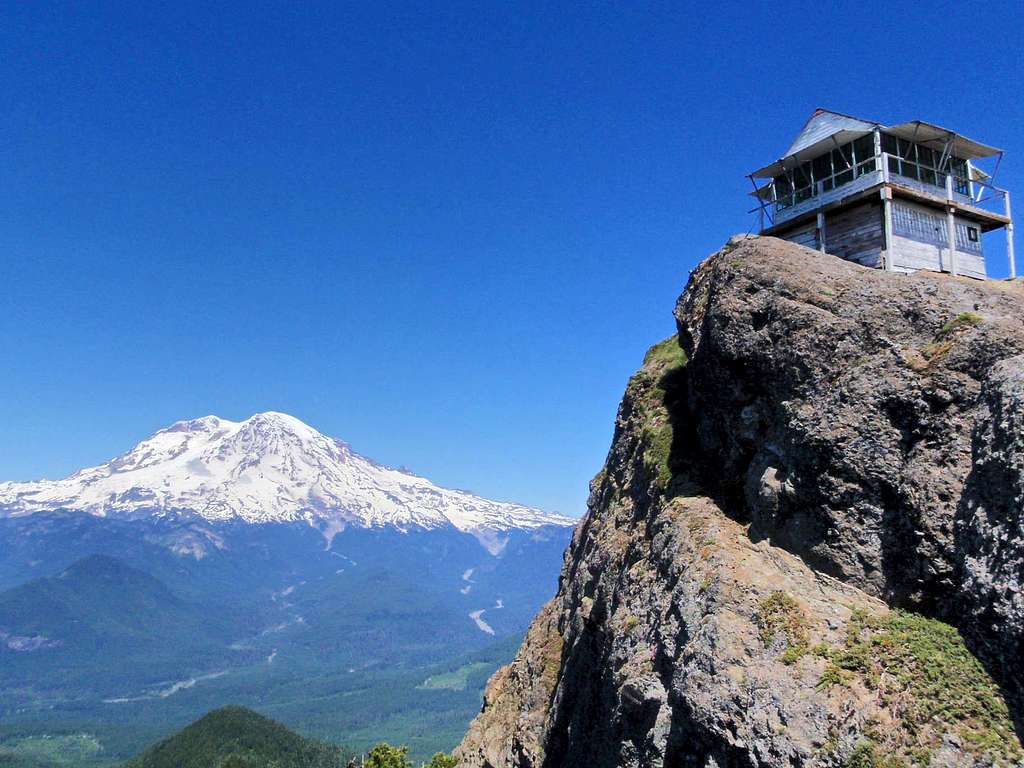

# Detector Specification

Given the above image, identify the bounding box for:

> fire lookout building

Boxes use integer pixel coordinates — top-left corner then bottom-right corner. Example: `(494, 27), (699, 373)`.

(750, 109), (1015, 279)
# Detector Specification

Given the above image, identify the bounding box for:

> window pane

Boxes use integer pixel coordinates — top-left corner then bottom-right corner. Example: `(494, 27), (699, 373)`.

(793, 163), (810, 189)
(881, 133), (899, 155)
(812, 154), (831, 183)
(853, 135), (874, 164)
(918, 146), (936, 168)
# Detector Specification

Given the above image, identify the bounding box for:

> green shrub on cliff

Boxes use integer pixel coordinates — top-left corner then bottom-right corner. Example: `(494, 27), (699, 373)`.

(819, 610), (1021, 765)
(637, 336), (688, 490)
(756, 591), (809, 664)
(642, 336), (688, 370)
(937, 311), (983, 338)
(922, 311), (984, 362)
(844, 741), (906, 768)
(363, 745), (454, 768)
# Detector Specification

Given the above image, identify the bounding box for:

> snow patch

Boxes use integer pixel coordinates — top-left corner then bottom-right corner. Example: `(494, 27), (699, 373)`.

(103, 670), (227, 703)
(0, 628), (61, 652)
(469, 610), (494, 635)
(469, 599), (505, 635)
(460, 567), (475, 594)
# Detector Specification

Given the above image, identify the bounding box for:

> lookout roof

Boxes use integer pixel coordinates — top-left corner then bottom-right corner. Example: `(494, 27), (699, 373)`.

(751, 109), (1003, 179)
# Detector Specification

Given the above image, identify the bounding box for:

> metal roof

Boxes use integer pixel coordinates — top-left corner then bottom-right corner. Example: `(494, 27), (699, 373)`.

(885, 120), (1002, 159)
(785, 109), (878, 157)
(751, 109), (1003, 179)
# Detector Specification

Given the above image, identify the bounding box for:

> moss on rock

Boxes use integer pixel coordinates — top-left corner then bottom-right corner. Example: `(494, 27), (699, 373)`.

(756, 591), (809, 665)
(635, 336), (688, 491)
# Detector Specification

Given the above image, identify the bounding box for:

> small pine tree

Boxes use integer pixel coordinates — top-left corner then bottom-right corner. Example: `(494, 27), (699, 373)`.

(365, 743), (411, 768)
(426, 753), (457, 768)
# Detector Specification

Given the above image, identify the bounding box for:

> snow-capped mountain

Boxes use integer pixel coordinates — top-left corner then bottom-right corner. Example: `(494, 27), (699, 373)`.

(0, 413), (575, 746)
(0, 412), (574, 545)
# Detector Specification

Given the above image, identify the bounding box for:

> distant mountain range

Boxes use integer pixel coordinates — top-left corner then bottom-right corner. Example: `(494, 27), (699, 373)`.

(0, 413), (576, 765)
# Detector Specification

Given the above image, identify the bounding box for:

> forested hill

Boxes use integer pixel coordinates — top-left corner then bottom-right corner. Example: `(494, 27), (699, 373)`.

(121, 706), (350, 768)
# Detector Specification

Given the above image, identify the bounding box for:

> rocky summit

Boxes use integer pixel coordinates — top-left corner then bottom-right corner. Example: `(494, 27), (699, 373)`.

(456, 236), (1024, 768)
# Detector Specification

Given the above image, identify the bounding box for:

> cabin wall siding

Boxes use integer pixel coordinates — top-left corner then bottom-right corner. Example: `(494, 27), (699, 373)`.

(825, 202), (884, 268)
(778, 220), (819, 251)
(771, 199), (987, 279)
(890, 200), (986, 279)
(891, 235), (987, 279)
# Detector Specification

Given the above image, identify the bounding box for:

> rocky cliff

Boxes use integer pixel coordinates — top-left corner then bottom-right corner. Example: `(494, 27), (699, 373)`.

(456, 236), (1024, 768)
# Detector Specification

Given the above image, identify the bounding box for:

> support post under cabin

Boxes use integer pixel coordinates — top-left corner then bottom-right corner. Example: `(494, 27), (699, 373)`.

(817, 210), (826, 252)
(945, 175), (958, 276)
(1007, 190), (1016, 279)
(946, 206), (958, 276)
(881, 187), (894, 271)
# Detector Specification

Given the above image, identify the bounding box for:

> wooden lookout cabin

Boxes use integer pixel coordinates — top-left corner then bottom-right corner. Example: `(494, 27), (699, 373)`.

(749, 109), (1015, 279)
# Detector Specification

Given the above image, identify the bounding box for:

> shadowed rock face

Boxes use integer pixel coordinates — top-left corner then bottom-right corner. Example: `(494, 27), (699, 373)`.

(456, 237), (1024, 768)
(673, 236), (1024, 681)
(958, 359), (1024, 681)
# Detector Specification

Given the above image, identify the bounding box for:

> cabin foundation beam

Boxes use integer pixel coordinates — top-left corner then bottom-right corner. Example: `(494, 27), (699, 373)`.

(881, 187), (894, 271)
(1007, 191), (1016, 279)
(947, 206), (958, 276)
(817, 211), (826, 252)
(945, 176), (958, 276)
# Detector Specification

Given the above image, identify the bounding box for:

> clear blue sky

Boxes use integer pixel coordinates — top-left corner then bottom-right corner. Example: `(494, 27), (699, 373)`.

(3, 1), (1022, 515)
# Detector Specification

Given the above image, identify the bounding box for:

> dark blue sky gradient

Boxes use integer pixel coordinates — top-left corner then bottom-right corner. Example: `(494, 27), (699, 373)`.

(3, 1), (1022, 514)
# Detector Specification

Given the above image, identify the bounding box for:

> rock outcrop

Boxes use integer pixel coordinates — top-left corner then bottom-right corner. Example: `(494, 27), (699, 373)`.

(456, 236), (1024, 768)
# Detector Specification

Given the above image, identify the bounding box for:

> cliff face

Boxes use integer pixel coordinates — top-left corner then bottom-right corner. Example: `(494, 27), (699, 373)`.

(456, 236), (1024, 768)
(675, 237), (1024, 676)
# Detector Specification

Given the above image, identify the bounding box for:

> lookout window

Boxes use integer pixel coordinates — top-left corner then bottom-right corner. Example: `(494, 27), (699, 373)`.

(772, 134), (879, 212)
